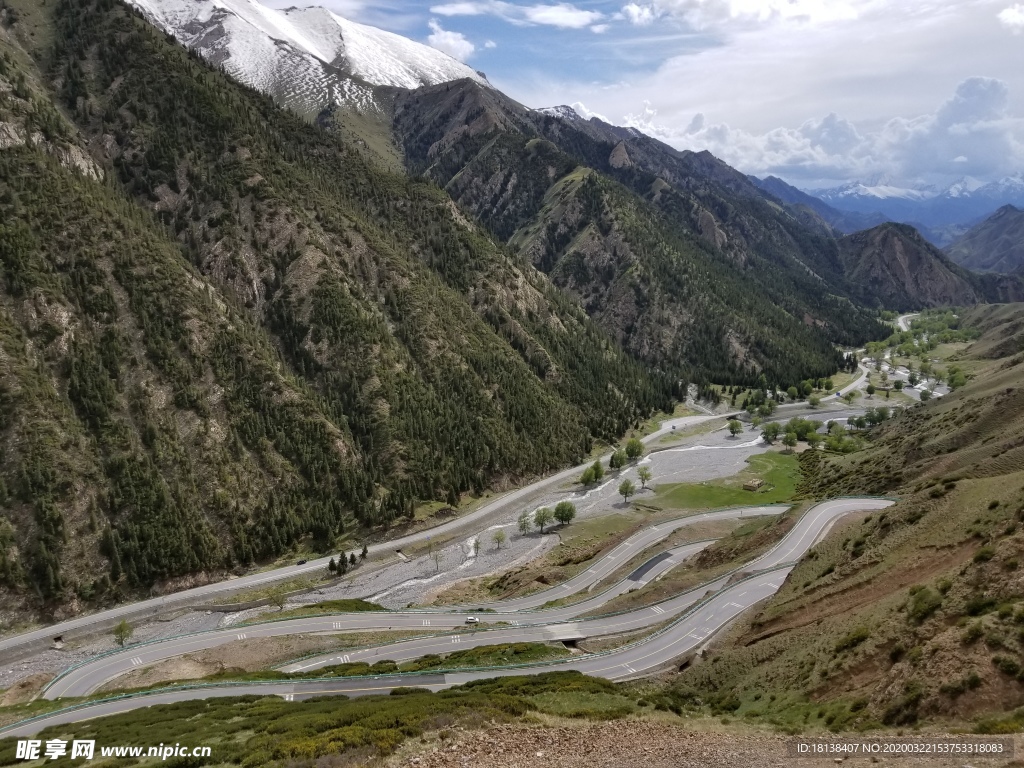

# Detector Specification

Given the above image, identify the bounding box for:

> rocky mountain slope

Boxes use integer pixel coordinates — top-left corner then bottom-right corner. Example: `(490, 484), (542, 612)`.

(946, 205), (1024, 274)
(0, 0), (671, 618)
(125, 0), (487, 116)
(391, 83), (887, 384)
(837, 223), (1023, 310)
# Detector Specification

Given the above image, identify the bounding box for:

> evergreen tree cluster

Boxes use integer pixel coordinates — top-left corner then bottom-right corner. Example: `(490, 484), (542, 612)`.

(0, 0), (678, 609)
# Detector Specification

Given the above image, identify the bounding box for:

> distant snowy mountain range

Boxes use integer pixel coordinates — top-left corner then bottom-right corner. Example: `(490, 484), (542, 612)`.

(808, 174), (1024, 243)
(123, 1), (1022, 246)
(127, 0), (488, 115)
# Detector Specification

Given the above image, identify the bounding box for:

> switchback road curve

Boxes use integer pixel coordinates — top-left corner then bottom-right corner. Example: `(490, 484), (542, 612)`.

(0, 498), (894, 737)
(42, 506), (788, 698)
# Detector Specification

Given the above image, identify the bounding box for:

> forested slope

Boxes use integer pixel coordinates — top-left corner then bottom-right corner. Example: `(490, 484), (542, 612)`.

(0, 0), (673, 616)
(392, 81), (888, 385)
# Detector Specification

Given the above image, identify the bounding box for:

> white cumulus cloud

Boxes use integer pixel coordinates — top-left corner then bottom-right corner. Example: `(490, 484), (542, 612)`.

(642, 0), (862, 29)
(431, 0), (603, 27)
(999, 3), (1024, 32)
(622, 2), (659, 25)
(427, 19), (476, 61)
(523, 2), (604, 27)
(570, 101), (611, 122)
(617, 78), (1024, 186)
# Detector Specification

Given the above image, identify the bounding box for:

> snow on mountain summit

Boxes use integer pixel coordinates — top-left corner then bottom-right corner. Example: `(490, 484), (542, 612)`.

(536, 105), (584, 121)
(126, 0), (487, 113)
(816, 180), (936, 202)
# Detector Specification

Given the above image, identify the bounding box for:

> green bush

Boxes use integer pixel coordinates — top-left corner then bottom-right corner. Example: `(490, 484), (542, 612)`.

(992, 656), (1021, 677)
(906, 586), (942, 623)
(881, 682), (924, 726)
(963, 622), (984, 644)
(965, 596), (997, 616)
(835, 627), (871, 653)
(974, 546), (996, 563)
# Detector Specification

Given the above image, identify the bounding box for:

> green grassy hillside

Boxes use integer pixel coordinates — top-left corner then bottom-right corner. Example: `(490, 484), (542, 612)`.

(659, 304), (1024, 730)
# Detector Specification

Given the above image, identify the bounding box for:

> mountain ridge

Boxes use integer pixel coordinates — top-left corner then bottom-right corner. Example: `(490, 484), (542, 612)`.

(809, 174), (1024, 241)
(750, 175), (889, 234)
(391, 77), (887, 383)
(945, 204), (1024, 274)
(837, 222), (1024, 310)
(125, 0), (487, 116)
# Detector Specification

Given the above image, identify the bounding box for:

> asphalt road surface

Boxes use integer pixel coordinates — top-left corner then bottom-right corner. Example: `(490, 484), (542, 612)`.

(897, 313), (920, 332)
(465, 505), (789, 611)
(42, 506), (788, 698)
(4, 497), (894, 739)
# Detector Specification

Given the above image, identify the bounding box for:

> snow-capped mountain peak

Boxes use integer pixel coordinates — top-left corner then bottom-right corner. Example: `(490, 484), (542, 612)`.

(943, 176), (985, 198)
(819, 180), (936, 202)
(126, 0), (488, 114)
(536, 105), (584, 121)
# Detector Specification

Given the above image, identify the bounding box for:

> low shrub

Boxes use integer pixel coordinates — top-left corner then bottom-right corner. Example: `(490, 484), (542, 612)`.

(835, 627), (871, 653)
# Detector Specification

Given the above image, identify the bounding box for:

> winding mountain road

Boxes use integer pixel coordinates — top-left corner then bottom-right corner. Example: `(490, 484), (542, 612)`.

(42, 506), (788, 698)
(0, 498), (894, 737)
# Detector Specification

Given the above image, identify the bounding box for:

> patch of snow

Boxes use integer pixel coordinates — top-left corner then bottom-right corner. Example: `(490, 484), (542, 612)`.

(125, 0), (486, 115)
(536, 105), (582, 121)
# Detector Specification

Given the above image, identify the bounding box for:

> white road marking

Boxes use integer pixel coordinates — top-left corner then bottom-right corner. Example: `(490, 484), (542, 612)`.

(130, 657), (143, 667)
(332, 622), (343, 630)
(422, 620), (431, 626)
(651, 606), (665, 615)
(451, 636), (461, 644)
(283, 694), (294, 701)
(236, 633), (247, 640)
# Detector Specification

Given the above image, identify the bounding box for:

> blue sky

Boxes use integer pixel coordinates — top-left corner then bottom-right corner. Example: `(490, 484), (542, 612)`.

(267, 0), (1024, 188)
